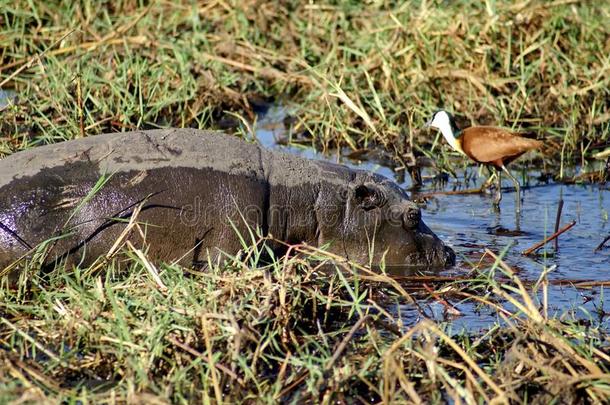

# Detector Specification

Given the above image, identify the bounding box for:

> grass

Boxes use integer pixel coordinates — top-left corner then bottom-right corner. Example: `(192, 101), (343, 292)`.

(2, 0), (610, 402)
(1, 236), (609, 403)
(1, 1), (609, 175)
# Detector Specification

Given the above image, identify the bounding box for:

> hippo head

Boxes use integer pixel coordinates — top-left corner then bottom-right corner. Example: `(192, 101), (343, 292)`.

(315, 171), (455, 270)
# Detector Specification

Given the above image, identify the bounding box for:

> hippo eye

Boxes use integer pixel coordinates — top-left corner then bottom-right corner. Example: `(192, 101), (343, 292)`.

(354, 184), (387, 211)
(402, 206), (421, 229)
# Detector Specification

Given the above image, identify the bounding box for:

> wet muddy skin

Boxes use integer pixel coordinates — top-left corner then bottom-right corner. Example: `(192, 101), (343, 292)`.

(0, 129), (454, 272)
(257, 106), (610, 332)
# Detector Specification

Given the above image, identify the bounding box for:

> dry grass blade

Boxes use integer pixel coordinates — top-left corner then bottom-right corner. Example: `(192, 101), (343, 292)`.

(382, 322), (425, 403)
(106, 200), (146, 258)
(423, 283), (461, 316)
(198, 52), (310, 84)
(0, 28), (77, 87)
(201, 315), (223, 404)
(313, 71), (384, 146)
(126, 240), (167, 292)
(421, 320), (509, 403)
(325, 315), (370, 371)
(7, 357), (63, 394)
(166, 335), (245, 386)
(485, 249), (543, 323)
(1, 318), (64, 367)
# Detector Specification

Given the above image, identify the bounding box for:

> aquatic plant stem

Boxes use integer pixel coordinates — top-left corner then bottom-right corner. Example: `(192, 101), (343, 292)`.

(522, 220), (577, 255)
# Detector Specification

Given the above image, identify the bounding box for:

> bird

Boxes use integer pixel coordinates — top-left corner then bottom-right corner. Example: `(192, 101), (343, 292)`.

(424, 109), (542, 212)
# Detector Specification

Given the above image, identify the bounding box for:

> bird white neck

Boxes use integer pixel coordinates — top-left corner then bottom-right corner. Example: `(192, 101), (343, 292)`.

(437, 120), (464, 154)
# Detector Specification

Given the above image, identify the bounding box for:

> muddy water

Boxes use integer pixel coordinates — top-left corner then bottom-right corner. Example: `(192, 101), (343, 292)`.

(256, 106), (610, 332)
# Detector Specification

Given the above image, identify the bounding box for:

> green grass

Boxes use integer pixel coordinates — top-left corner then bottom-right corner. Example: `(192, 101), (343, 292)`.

(2, 1), (610, 402)
(1, 0), (609, 174)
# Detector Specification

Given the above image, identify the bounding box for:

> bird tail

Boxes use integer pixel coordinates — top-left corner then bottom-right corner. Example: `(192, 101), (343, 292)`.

(516, 136), (543, 151)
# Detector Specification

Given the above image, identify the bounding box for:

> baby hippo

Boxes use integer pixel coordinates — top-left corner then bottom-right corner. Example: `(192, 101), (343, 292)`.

(0, 129), (455, 271)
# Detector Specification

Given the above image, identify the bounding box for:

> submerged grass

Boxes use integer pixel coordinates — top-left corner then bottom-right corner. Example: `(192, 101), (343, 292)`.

(1, 0), (609, 175)
(1, 237), (609, 403)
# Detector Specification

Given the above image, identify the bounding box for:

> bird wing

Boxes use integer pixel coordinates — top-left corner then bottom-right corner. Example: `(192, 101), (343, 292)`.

(461, 127), (542, 164)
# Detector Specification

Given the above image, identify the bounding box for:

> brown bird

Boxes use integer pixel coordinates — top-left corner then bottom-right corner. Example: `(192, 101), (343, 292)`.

(424, 110), (542, 212)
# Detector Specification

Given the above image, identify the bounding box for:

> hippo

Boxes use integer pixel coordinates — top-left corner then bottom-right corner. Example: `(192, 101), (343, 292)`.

(0, 129), (454, 273)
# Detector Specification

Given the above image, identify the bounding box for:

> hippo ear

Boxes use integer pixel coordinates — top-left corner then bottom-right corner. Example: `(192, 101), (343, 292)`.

(354, 184), (386, 210)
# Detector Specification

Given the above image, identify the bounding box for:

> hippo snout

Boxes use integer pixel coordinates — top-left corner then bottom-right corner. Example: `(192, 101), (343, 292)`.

(413, 223), (456, 268)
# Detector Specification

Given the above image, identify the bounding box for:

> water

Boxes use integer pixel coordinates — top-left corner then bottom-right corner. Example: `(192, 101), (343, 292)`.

(255, 105), (610, 332)
(0, 89), (16, 109)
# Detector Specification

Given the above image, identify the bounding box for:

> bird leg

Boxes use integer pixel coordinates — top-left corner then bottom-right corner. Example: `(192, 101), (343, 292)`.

(493, 168), (502, 207)
(480, 168), (497, 193)
(501, 165), (521, 213)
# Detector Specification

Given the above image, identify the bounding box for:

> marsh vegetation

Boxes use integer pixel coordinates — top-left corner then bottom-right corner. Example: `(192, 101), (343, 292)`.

(1, 1), (609, 403)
